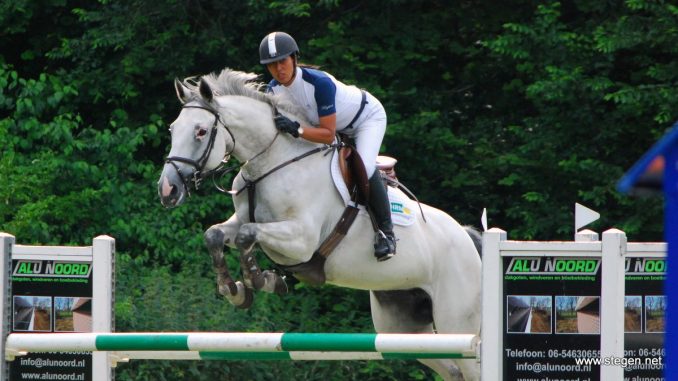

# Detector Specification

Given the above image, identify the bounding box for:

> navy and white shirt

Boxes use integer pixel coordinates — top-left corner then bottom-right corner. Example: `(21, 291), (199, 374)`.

(267, 67), (364, 130)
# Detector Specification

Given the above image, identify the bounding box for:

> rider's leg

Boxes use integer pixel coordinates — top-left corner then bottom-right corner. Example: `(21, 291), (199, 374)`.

(349, 93), (396, 261)
(369, 171), (397, 260)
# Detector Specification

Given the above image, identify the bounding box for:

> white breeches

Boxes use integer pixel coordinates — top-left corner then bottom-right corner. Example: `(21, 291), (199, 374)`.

(339, 92), (387, 176)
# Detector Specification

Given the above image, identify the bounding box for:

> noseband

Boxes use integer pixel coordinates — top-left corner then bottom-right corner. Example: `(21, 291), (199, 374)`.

(165, 102), (235, 193)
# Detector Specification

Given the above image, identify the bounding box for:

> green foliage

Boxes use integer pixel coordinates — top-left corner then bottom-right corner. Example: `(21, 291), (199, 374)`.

(1, 0), (673, 379)
(478, 0), (670, 240)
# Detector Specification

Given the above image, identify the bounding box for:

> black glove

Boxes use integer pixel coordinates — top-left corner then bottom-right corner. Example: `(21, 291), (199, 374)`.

(274, 114), (300, 138)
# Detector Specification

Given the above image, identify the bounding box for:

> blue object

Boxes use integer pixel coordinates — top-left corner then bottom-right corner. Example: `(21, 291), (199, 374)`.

(618, 120), (678, 379)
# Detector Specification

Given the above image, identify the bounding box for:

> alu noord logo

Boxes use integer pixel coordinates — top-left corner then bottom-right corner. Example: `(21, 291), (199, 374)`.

(13, 260), (92, 278)
(506, 257), (600, 275)
(626, 257), (666, 275)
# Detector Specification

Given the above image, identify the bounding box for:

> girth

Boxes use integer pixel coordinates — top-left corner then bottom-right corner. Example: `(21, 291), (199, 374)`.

(278, 205), (360, 287)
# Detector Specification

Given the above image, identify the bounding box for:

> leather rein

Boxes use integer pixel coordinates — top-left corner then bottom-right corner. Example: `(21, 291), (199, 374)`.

(235, 141), (340, 222)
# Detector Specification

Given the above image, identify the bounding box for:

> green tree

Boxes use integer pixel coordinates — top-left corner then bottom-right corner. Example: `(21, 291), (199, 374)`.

(479, 1), (670, 240)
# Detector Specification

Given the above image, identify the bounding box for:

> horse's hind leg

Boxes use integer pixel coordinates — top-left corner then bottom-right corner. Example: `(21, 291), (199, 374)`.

(430, 297), (481, 380)
(204, 214), (253, 308)
(369, 290), (465, 381)
(431, 261), (481, 380)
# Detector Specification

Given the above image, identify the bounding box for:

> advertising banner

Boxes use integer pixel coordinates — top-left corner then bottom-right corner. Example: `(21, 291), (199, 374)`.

(503, 256), (601, 381)
(9, 258), (94, 381)
(503, 255), (666, 381)
(624, 256), (665, 379)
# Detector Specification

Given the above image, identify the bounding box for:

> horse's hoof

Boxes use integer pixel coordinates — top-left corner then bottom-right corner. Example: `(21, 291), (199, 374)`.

(263, 270), (288, 295)
(250, 272), (266, 290)
(218, 280), (238, 296)
(235, 287), (254, 309)
(274, 276), (288, 295)
(257, 270), (288, 294)
(217, 273), (238, 295)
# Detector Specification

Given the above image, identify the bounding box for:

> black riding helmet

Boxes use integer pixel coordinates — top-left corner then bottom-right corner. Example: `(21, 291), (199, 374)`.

(259, 32), (299, 64)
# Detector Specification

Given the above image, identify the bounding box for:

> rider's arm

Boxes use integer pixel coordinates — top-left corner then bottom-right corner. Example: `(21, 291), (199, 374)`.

(298, 114), (336, 144)
(298, 74), (337, 144)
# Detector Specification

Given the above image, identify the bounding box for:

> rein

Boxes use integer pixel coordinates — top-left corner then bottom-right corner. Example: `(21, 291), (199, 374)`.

(235, 142), (340, 222)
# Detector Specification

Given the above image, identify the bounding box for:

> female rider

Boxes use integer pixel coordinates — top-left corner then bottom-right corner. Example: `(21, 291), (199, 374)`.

(259, 31), (396, 262)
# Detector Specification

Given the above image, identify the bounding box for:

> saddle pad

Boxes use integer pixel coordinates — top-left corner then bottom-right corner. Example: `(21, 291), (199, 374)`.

(330, 148), (352, 205)
(330, 150), (415, 227)
(387, 186), (417, 226)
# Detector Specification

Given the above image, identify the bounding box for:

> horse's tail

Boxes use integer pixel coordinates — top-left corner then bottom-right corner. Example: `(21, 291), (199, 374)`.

(464, 225), (482, 258)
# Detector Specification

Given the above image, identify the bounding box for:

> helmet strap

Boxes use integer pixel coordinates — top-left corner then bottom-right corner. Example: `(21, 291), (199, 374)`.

(289, 54), (298, 83)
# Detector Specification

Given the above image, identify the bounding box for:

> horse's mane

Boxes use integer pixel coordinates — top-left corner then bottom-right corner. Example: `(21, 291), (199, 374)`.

(183, 68), (309, 124)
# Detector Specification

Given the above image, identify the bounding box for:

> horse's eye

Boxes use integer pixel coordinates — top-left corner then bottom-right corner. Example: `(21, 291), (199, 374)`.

(196, 127), (208, 139)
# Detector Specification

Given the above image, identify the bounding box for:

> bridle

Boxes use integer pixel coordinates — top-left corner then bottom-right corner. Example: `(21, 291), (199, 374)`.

(165, 100), (285, 195)
(165, 101), (236, 194)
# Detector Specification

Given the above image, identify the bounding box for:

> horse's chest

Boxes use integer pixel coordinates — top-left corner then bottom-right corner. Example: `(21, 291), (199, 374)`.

(234, 192), (300, 223)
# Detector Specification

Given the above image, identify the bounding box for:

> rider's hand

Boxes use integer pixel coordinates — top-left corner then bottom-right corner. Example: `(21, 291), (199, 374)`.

(274, 114), (300, 138)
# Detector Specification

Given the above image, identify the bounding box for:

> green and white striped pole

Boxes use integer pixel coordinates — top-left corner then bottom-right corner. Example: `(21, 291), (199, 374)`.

(5, 332), (478, 363)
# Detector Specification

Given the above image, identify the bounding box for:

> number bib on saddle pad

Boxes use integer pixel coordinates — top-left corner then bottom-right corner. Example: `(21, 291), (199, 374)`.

(387, 187), (416, 226)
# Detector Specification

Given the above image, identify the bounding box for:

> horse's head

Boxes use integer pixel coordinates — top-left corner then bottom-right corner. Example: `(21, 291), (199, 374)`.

(158, 68), (311, 208)
(158, 78), (234, 207)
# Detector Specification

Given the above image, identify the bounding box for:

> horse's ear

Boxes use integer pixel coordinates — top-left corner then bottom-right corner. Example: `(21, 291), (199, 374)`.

(199, 78), (214, 103)
(174, 78), (189, 104)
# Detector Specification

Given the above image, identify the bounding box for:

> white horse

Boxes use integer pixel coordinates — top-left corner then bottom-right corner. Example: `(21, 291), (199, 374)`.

(157, 69), (481, 381)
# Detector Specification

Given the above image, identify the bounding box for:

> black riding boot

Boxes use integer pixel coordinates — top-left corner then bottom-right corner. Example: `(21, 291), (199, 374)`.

(368, 172), (396, 261)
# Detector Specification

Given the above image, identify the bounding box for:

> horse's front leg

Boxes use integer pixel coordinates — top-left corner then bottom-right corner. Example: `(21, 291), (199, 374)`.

(235, 220), (316, 295)
(204, 214), (253, 308)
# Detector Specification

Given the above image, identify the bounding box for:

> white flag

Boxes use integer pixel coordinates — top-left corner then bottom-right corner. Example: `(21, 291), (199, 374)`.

(575, 203), (600, 232)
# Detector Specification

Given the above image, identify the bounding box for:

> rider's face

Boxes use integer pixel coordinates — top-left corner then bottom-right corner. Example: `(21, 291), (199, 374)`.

(267, 56), (295, 86)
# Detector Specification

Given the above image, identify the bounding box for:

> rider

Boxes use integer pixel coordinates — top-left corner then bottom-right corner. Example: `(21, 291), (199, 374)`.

(259, 31), (396, 262)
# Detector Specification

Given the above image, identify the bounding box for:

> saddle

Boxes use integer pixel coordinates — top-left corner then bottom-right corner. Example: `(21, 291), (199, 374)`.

(337, 136), (370, 204)
(337, 136), (400, 199)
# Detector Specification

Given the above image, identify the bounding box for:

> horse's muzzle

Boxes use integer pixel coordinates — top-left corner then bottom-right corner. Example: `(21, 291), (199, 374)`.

(158, 166), (187, 208)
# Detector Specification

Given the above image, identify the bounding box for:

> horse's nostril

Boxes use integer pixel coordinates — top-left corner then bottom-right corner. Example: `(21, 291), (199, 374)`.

(169, 184), (178, 197)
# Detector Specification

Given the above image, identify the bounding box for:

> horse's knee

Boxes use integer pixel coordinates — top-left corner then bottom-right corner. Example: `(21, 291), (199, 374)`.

(205, 227), (229, 270)
(205, 226), (226, 250)
(235, 224), (257, 251)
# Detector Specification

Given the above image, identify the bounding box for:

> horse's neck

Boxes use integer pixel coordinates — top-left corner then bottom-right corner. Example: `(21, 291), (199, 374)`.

(220, 95), (343, 236)
(218, 96), (322, 178)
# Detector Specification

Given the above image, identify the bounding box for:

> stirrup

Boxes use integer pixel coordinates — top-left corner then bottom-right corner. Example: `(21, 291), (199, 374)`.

(374, 230), (396, 262)
(376, 251), (395, 262)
